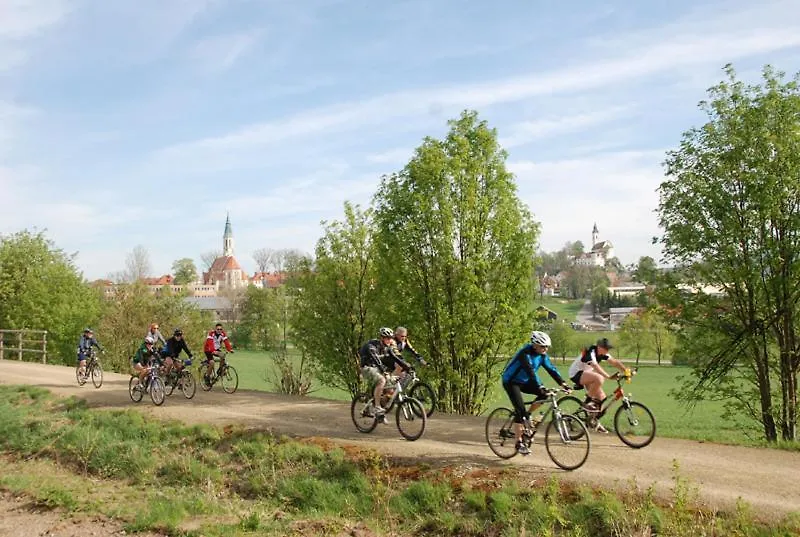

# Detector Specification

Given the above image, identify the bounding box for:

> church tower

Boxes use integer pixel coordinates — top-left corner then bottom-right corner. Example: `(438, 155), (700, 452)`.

(591, 222), (599, 247)
(223, 212), (234, 257)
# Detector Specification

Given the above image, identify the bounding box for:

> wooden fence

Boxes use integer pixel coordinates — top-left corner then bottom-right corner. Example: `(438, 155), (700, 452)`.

(0, 329), (48, 363)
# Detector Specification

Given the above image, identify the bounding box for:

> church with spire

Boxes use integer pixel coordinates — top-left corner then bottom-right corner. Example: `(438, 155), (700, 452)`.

(574, 223), (615, 267)
(202, 213), (247, 288)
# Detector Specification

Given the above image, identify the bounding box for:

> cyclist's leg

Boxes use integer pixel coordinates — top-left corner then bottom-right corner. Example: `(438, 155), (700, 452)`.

(77, 353), (87, 375)
(203, 351), (215, 378)
(523, 380), (548, 414)
(503, 382), (528, 442)
(579, 369), (605, 404)
(133, 362), (147, 384)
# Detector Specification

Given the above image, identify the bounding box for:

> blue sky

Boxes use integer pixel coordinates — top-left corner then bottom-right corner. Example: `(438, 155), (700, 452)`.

(2, 0), (799, 280)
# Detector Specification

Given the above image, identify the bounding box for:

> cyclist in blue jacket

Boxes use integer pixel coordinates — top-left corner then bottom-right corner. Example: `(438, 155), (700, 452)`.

(501, 330), (571, 454)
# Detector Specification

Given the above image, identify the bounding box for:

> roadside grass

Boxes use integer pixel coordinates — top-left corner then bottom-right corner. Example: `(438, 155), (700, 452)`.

(1, 385), (798, 536)
(535, 297), (584, 320)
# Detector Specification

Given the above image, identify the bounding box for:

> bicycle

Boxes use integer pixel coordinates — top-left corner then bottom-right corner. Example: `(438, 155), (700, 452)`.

(76, 347), (103, 388)
(163, 357), (197, 399)
(128, 363), (166, 406)
(351, 374), (427, 441)
(397, 367), (437, 417)
(557, 368), (656, 449)
(199, 351), (238, 394)
(485, 388), (591, 471)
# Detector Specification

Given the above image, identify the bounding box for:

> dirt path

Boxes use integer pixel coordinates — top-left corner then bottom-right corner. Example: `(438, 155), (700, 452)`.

(1, 360), (799, 522)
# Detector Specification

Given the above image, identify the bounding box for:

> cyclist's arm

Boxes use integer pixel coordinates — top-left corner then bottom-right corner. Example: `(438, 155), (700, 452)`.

(513, 347), (537, 380)
(588, 359), (613, 379)
(541, 355), (568, 388)
(388, 347), (411, 372)
(607, 356), (627, 373)
(180, 340), (193, 358)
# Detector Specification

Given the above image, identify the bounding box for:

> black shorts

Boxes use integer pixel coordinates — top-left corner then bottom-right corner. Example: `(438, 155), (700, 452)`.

(518, 379), (547, 401)
(570, 371), (583, 385)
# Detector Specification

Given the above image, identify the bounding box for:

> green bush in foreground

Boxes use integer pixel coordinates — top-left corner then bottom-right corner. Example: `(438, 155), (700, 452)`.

(0, 385), (798, 536)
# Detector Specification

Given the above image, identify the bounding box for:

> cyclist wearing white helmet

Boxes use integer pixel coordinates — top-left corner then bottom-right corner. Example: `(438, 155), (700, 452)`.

(132, 335), (159, 386)
(500, 330), (571, 454)
(358, 327), (411, 420)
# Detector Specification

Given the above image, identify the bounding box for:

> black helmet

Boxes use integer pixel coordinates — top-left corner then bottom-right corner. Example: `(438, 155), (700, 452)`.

(174, 328), (183, 336)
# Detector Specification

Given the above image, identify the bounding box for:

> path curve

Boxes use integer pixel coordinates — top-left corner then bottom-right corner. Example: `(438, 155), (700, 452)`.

(1, 360), (798, 521)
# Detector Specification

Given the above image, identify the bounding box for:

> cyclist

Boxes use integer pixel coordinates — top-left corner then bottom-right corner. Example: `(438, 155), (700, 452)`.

(393, 326), (428, 367)
(146, 323), (167, 348)
(162, 328), (193, 377)
(76, 328), (103, 379)
(568, 337), (630, 433)
(359, 327), (411, 420)
(132, 336), (159, 387)
(203, 323), (233, 385)
(501, 330), (571, 455)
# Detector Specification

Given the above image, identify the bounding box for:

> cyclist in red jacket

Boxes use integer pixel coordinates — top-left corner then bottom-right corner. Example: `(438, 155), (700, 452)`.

(203, 323), (234, 384)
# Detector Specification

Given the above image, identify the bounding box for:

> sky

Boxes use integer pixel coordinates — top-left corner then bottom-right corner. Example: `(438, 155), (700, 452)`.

(2, 0), (799, 281)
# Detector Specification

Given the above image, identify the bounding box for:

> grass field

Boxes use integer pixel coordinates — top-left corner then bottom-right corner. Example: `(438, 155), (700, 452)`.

(229, 350), (781, 448)
(535, 297), (583, 321)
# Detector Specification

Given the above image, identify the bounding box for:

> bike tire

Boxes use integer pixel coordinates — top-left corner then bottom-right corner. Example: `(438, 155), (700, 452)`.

(396, 398), (427, 441)
(485, 407), (519, 459)
(556, 395), (589, 440)
(221, 365), (239, 394)
(150, 377), (166, 406)
(544, 414), (591, 471)
(351, 392), (379, 433)
(199, 368), (213, 391)
(164, 374), (176, 396)
(91, 362), (103, 388)
(408, 381), (437, 418)
(180, 370), (197, 399)
(614, 401), (656, 448)
(76, 365), (86, 386)
(128, 376), (143, 403)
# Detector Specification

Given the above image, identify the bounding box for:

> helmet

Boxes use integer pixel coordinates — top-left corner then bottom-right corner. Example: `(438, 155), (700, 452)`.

(378, 327), (394, 338)
(174, 328), (183, 336)
(84, 327), (93, 334)
(144, 336), (155, 345)
(150, 323), (159, 331)
(530, 331), (551, 347)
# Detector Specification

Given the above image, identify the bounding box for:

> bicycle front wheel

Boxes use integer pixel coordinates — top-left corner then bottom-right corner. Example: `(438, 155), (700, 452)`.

(485, 407), (519, 459)
(614, 401), (656, 448)
(350, 393), (378, 433)
(199, 368), (213, 391)
(91, 363), (103, 388)
(408, 381), (436, 417)
(396, 398), (426, 441)
(76, 365), (86, 386)
(128, 376), (143, 403)
(544, 414), (591, 471)
(180, 370), (197, 399)
(150, 377), (166, 406)
(221, 365), (238, 394)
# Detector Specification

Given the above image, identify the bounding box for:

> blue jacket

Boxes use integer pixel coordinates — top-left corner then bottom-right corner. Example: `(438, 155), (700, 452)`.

(501, 343), (565, 386)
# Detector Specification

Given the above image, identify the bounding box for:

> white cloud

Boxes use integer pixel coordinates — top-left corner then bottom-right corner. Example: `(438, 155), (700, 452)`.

(365, 147), (412, 165)
(499, 106), (633, 149)
(188, 30), (261, 72)
(0, 0), (69, 70)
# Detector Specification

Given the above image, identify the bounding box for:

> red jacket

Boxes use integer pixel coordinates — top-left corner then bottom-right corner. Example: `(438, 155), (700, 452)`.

(204, 329), (233, 354)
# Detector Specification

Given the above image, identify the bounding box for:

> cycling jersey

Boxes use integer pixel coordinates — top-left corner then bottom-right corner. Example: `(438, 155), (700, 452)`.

(501, 343), (565, 386)
(204, 329), (233, 354)
(132, 343), (158, 365)
(568, 345), (611, 378)
(162, 336), (193, 359)
(358, 339), (410, 372)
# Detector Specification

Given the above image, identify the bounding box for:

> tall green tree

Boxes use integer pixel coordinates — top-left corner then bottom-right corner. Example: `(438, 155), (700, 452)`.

(236, 286), (281, 351)
(289, 203), (378, 396)
(657, 64), (800, 441)
(171, 258), (198, 285)
(373, 110), (540, 414)
(0, 230), (103, 364)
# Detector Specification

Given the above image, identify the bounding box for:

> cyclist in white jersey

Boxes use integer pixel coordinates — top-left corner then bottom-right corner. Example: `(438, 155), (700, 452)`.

(568, 338), (629, 431)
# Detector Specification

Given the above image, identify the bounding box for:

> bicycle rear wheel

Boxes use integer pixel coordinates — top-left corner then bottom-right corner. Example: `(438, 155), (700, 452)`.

(396, 398), (426, 441)
(221, 366), (239, 394)
(614, 401), (656, 448)
(150, 377), (166, 406)
(408, 381), (436, 417)
(350, 392), (378, 433)
(556, 395), (590, 439)
(180, 370), (197, 399)
(544, 414), (591, 471)
(485, 407), (519, 459)
(91, 362), (103, 388)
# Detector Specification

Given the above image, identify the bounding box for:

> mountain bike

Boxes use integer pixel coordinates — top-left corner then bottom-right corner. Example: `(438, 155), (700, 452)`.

(76, 347), (103, 388)
(485, 388), (591, 471)
(128, 364), (166, 406)
(398, 367), (436, 417)
(557, 368), (656, 448)
(163, 357), (197, 399)
(199, 351), (238, 394)
(351, 374), (427, 441)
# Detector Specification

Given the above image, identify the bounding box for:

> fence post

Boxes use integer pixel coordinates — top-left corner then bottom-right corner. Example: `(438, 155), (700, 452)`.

(42, 330), (47, 364)
(17, 331), (23, 360)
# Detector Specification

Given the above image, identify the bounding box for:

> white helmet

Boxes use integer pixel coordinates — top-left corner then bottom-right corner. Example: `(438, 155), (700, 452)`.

(144, 336), (155, 345)
(530, 331), (551, 347)
(378, 327), (394, 338)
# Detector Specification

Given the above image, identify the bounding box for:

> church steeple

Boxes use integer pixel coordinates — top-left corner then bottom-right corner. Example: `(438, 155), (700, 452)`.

(223, 212), (234, 256)
(591, 222), (599, 247)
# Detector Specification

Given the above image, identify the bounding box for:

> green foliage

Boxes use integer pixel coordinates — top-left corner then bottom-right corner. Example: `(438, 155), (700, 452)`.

(657, 63), (800, 442)
(170, 257), (198, 285)
(548, 320), (573, 361)
(290, 202), (378, 396)
(235, 286), (282, 351)
(0, 229), (103, 364)
(373, 110), (540, 414)
(562, 264), (609, 300)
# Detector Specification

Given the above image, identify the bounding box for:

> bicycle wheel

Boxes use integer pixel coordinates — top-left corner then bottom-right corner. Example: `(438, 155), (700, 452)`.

(614, 401), (656, 448)
(76, 365), (86, 386)
(149, 377), (166, 406)
(199, 368), (213, 391)
(485, 407), (519, 459)
(556, 395), (590, 440)
(408, 381), (437, 417)
(350, 392), (379, 433)
(180, 370), (197, 399)
(91, 362), (103, 388)
(164, 373), (176, 396)
(396, 398), (427, 441)
(221, 365), (238, 394)
(128, 376), (143, 403)
(544, 414), (591, 471)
